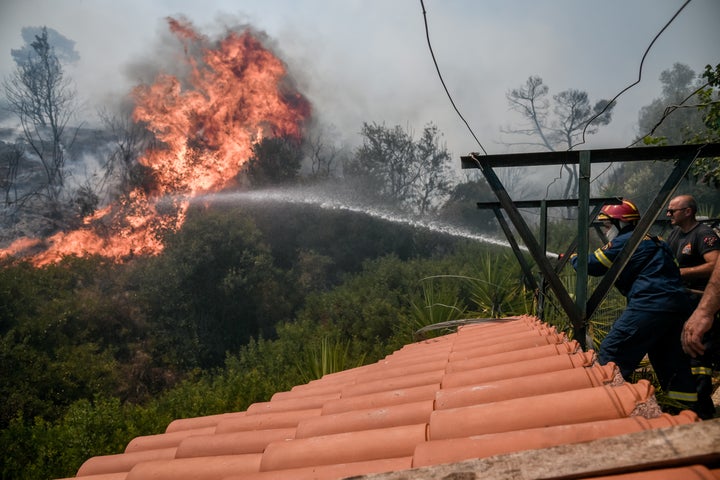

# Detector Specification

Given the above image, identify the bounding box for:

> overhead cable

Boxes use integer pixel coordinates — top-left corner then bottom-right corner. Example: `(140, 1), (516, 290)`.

(419, 0), (487, 155)
(571, 0), (693, 151)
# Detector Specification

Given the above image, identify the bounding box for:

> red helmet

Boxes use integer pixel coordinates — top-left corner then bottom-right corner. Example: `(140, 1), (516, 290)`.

(598, 199), (640, 222)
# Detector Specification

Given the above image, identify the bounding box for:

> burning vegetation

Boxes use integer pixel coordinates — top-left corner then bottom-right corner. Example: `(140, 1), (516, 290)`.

(1, 17), (311, 266)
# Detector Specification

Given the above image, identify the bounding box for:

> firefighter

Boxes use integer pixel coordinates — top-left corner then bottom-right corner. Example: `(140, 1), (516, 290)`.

(571, 199), (697, 408)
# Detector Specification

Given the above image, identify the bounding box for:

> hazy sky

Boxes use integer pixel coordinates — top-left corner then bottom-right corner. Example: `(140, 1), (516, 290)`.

(1, 0), (718, 161)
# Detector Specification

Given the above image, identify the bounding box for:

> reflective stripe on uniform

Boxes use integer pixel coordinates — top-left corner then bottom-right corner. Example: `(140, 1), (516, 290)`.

(593, 248), (613, 268)
(692, 366), (713, 376)
(667, 390), (698, 402)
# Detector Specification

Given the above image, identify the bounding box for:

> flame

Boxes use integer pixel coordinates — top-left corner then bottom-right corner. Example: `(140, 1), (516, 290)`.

(1, 17), (311, 266)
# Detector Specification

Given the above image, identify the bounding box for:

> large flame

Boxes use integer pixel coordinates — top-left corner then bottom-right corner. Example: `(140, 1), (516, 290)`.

(1, 18), (310, 266)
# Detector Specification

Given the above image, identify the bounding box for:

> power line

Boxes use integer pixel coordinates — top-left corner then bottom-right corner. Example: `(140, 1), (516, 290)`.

(421, 0), (699, 196)
(554, 0), (694, 194)
(419, 0), (487, 155)
(571, 0), (693, 151)
(627, 81), (713, 148)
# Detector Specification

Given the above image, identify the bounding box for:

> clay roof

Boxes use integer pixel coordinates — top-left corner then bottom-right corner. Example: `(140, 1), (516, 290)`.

(58, 315), (720, 480)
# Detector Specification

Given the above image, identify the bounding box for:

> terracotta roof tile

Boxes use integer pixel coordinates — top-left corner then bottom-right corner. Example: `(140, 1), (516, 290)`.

(214, 408), (320, 433)
(413, 411), (699, 466)
(174, 428), (296, 457)
(165, 412), (245, 433)
(59, 315), (719, 480)
(124, 427), (216, 452)
(124, 454), (262, 480)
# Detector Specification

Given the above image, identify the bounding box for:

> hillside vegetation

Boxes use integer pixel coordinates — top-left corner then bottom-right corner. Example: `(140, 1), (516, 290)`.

(1, 202), (536, 479)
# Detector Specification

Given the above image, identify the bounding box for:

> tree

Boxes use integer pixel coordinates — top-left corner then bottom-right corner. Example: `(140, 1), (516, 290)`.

(686, 63), (720, 187)
(437, 178), (497, 232)
(97, 104), (155, 201)
(346, 122), (454, 215)
(135, 205), (291, 368)
(303, 123), (348, 180)
(0, 143), (23, 219)
(637, 63), (706, 145)
(604, 63), (720, 205)
(244, 136), (303, 187)
(503, 76), (615, 198)
(11, 26), (80, 68)
(414, 124), (454, 215)
(3, 26), (79, 216)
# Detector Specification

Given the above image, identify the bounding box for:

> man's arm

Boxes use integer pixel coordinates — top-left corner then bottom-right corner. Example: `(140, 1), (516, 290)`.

(680, 250), (719, 280)
(682, 256), (720, 357)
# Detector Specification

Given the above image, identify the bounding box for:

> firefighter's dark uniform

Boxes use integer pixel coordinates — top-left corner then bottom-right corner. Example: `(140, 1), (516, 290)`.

(572, 226), (697, 404)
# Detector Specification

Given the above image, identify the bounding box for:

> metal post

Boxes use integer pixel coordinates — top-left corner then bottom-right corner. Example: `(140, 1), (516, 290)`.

(537, 200), (548, 320)
(473, 155), (583, 341)
(491, 207), (538, 291)
(575, 152), (590, 347)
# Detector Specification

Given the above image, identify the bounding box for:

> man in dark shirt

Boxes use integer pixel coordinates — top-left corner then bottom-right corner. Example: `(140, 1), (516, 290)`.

(571, 200), (697, 410)
(666, 195), (720, 290)
(665, 194), (720, 419)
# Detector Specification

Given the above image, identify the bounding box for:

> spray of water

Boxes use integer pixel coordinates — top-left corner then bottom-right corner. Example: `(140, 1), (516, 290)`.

(189, 186), (557, 258)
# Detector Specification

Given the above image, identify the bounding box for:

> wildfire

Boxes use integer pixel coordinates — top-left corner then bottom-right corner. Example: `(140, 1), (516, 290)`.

(1, 17), (311, 266)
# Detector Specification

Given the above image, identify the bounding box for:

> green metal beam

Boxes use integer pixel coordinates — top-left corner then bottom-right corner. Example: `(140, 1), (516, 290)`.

(469, 154), (583, 344)
(461, 143), (720, 169)
(491, 207), (538, 291)
(574, 152), (591, 346)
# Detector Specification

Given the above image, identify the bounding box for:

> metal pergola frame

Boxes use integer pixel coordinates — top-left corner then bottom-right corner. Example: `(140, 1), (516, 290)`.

(460, 143), (720, 350)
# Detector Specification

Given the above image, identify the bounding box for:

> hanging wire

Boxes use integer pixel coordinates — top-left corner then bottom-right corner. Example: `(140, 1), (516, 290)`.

(589, 81), (714, 185)
(571, 0), (693, 151)
(421, 1), (700, 196)
(419, 0), (487, 155)
(627, 81), (713, 148)
(549, 0), (694, 194)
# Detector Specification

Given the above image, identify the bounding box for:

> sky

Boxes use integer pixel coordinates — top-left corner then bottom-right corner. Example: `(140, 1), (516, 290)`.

(0, 0), (718, 166)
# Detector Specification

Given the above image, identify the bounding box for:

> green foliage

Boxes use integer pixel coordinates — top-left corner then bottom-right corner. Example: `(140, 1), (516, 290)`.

(295, 336), (365, 383)
(416, 250), (533, 321)
(686, 63), (720, 187)
(600, 159), (720, 216)
(243, 200), (461, 286)
(633, 62), (720, 189)
(296, 255), (414, 359)
(293, 246), (506, 357)
(408, 277), (468, 335)
(637, 63), (706, 145)
(384, 244), (535, 341)
(0, 396), (152, 480)
(244, 136), (303, 187)
(0, 332), (308, 480)
(465, 250), (533, 317)
(0, 257), (133, 428)
(133, 204), (291, 368)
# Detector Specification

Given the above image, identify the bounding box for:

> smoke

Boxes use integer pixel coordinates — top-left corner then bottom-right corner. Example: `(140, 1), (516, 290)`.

(0, 15), (317, 264)
(11, 26), (80, 67)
